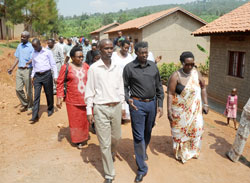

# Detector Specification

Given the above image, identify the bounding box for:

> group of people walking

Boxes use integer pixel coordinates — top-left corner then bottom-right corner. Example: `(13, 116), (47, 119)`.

(7, 30), (250, 183)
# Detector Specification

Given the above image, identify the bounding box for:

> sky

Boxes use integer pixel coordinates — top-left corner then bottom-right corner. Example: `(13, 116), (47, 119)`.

(57, 0), (194, 16)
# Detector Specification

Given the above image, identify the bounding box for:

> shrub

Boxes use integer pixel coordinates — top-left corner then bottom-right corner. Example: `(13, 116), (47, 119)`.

(158, 63), (181, 86)
(198, 58), (209, 76)
(196, 44), (210, 76)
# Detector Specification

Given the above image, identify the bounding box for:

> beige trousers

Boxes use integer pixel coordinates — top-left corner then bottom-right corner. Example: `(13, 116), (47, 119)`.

(93, 103), (122, 180)
(16, 68), (33, 108)
(227, 111), (250, 162)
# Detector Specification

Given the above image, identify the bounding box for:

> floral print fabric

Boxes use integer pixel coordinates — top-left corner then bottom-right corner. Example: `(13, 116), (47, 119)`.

(171, 69), (204, 163)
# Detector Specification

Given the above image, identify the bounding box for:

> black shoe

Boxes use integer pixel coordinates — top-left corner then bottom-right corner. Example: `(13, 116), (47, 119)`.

(104, 178), (112, 183)
(76, 141), (87, 149)
(48, 110), (54, 117)
(20, 106), (28, 112)
(135, 174), (144, 183)
(29, 117), (39, 124)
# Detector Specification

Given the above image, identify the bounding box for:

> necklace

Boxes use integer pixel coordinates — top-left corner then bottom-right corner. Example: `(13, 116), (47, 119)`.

(181, 69), (191, 77)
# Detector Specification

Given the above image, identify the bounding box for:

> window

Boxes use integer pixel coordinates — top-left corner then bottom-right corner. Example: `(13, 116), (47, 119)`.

(228, 51), (245, 78)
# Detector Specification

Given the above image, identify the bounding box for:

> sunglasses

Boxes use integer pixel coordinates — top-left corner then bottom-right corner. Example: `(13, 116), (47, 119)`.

(75, 56), (84, 59)
(183, 63), (195, 67)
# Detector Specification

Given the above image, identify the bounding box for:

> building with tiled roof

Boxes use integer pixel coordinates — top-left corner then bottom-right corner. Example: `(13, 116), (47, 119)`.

(193, 2), (250, 109)
(106, 7), (210, 64)
(90, 22), (119, 41)
(193, 2), (250, 36)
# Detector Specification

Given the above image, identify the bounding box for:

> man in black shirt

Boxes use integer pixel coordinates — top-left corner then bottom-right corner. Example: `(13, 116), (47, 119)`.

(85, 43), (98, 65)
(123, 42), (164, 182)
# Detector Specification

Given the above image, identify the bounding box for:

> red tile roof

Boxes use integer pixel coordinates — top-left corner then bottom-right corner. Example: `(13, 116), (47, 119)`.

(90, 22), (119, 34)
(105, 7), (207, 34)
(193, 2), (250, 36)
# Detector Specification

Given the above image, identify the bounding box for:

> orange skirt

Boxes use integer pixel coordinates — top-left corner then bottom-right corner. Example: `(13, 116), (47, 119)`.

(66, 103), (89, 143)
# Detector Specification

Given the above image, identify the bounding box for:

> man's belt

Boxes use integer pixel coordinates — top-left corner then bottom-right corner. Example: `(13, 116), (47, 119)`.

(103, 102), (120, 107)
(36, 70), (51, 76)
(132, 97), (154, 102)
(18, 67), (30, 69)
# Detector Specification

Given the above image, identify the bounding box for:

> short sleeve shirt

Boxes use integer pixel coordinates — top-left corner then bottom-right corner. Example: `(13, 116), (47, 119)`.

(14, 42), (34, 68)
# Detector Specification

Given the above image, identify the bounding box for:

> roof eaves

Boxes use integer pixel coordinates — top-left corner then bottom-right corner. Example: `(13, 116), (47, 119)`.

(138, 7), (207, 29)
(193, 30), (250, 36)
(104, 27), (138, 34)
(138, 8), (179, 29)
(179, 9), (207, 25)
(90, 23), (119, 34)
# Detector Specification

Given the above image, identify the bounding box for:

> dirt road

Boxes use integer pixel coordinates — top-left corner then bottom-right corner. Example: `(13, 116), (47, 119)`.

(0, 47), (249, 183)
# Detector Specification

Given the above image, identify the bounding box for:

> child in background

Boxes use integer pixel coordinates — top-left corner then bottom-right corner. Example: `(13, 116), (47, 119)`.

(225, 88), (238, 130)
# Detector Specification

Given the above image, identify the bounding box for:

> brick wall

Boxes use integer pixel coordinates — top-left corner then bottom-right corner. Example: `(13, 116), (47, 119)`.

(208, 35), (250, 109)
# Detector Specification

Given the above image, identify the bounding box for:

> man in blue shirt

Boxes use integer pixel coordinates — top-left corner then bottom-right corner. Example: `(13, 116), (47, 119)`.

(8, 31), (34, 112)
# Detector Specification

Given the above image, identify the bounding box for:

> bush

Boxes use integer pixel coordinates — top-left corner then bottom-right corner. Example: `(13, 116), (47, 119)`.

(158, 63), (181, 85)
(0, 41), (20, 49)
(198, 58), (209, 76)
(196, 44), (210, 76)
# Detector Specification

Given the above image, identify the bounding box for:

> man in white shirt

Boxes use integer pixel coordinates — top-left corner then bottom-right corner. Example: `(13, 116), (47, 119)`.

(92, 35), (99, 44)
(47, 39), (64, 94)
(30, 38), (58, 123)
(85, 39), (125, 183)
(56, 36), (66, 53)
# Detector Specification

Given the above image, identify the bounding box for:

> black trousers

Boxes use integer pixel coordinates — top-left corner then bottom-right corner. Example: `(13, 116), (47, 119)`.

(32, 70), (54, 119)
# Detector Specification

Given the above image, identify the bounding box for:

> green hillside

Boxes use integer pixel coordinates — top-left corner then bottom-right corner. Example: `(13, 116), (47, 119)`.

(58, 0), (249, 38)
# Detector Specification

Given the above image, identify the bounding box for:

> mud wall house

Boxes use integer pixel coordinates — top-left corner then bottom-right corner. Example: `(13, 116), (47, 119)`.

(0, 18), (36, 40)
(193, 2), (250, 109)
(0, 17), (12, 40)
(90, 22), (119, 41)
(105, 7), (210, 64)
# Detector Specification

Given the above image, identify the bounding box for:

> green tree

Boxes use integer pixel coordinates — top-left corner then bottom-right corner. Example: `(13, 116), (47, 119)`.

(102, 13), (113, 25)
(0, 0), (26, 42)
(117, 13), (130, 24)
(23, 0), (58, 37)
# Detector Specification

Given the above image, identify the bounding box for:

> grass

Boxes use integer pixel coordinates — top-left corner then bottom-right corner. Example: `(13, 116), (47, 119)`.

(0, 41), (20, 49)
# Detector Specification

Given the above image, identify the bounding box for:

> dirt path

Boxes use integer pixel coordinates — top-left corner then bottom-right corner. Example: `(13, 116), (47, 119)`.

(0, 47), (249, 183)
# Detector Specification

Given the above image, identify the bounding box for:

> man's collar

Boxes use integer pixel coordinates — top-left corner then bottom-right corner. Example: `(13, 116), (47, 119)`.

(35, 47), (45, 53)
(134, 58), (151, 68)
(97, 58), (117, 70)
(21, 42), (31, 47)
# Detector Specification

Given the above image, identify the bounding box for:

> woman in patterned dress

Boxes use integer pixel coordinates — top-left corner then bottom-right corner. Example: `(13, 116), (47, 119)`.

(56, 47), (89, 149)
(227, 98), (250, 162)
(167, 51), (209, 163)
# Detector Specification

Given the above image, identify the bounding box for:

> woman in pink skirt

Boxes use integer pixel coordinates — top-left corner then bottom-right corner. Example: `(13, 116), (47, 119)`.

(225, 88), (238, 130)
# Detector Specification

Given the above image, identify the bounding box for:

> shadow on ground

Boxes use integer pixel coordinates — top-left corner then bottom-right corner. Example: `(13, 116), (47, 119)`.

(38, 104), (49, 118)
(214, 120), (228, 126)
(209, 132), (250, 168)
(57, 127), (75, 147)
(149, 135), (174, 159)
(80, 143), (104, 177)
(79, 135), (174, 177)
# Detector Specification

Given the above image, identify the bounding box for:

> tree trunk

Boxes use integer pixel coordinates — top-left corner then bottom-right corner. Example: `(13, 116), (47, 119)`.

(6, 26), (9, 46)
